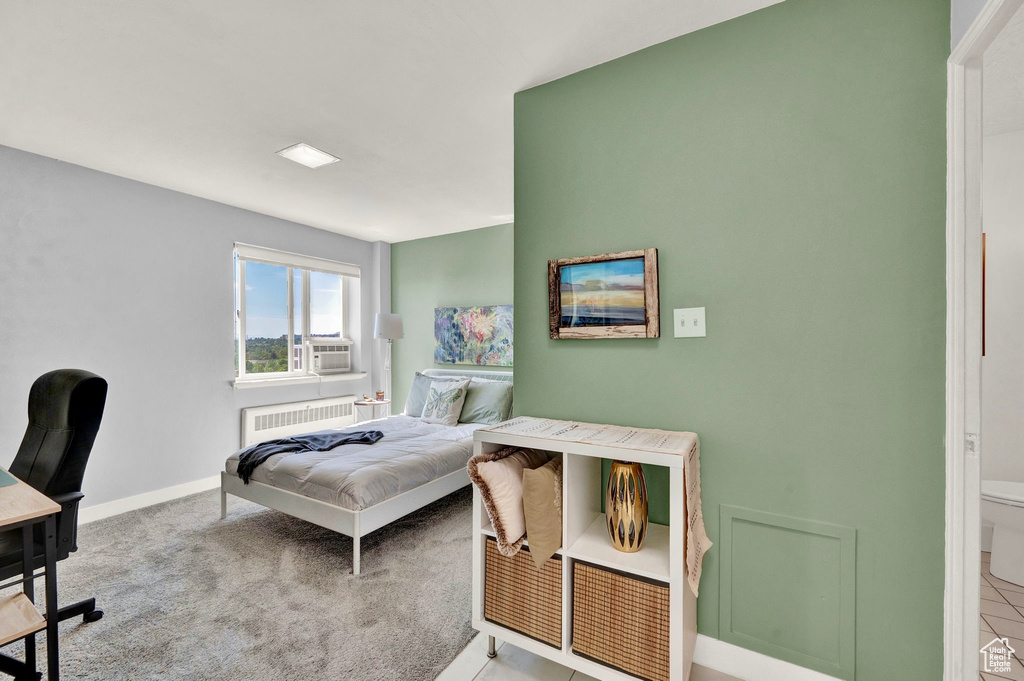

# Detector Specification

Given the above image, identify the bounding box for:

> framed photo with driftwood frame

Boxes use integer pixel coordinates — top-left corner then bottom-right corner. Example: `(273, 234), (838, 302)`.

(548, 249), (659, 339)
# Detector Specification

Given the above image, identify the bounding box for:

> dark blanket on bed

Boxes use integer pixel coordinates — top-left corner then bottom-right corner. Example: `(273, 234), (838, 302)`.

(236, 430), (384, 484)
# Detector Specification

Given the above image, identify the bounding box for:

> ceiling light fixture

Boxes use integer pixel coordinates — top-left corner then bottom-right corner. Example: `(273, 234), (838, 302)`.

(276, 142), (340, 169)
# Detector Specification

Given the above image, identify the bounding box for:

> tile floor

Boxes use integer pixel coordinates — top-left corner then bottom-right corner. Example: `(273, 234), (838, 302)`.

(980, 551), (1024, 681)
(437, 634), (741, 681)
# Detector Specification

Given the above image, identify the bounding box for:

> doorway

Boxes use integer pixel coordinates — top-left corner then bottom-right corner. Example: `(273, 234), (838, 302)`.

(946, 0), (1024, 679)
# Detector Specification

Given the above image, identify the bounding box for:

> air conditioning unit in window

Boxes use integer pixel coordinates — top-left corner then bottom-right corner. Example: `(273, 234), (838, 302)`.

(306, 339), (353, 374)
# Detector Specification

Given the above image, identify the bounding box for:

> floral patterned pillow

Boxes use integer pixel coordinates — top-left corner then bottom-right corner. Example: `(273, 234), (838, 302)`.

(420, 379), (470, 426)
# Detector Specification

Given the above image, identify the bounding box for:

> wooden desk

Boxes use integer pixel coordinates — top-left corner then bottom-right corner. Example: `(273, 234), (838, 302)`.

(0, 467), (61, 681)
(0, 471), (59, 525)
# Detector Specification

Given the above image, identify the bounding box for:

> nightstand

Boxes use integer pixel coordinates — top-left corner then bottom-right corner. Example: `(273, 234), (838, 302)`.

(354, 399), (391, 421)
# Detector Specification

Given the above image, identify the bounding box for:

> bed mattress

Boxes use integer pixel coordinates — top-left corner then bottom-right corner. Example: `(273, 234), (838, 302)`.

(224, 415), (484, 511)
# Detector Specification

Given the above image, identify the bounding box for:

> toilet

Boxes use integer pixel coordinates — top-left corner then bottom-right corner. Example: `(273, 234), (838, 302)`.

(982, 480), (1024, 586)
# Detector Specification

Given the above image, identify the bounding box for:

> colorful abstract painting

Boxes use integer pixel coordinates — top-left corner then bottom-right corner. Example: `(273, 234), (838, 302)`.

(434, 305), (513, 366)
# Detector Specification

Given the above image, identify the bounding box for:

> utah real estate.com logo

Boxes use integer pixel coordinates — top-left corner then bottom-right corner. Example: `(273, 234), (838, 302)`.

(981, 636), (1015, 674)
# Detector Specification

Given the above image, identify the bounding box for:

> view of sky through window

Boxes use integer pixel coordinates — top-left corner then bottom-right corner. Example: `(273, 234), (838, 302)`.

(309, 271), (343, 338)
(243, 265), (342, 339)
(238, 261), (344, 374)
(244, 262), (288, 339)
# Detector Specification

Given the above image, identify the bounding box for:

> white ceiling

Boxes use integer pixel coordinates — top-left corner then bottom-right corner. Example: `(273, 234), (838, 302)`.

(985, 2), (1024, 137)
(0, 0), (780, 243)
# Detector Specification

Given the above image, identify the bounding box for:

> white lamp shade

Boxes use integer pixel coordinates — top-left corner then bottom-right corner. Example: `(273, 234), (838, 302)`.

(374, 313), (404, 340)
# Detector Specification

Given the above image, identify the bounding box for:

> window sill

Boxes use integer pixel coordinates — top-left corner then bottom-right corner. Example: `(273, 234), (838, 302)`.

(232, 372), (368, 389)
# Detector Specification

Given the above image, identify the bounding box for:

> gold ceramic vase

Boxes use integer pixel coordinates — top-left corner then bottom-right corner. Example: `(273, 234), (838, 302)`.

(606, 461), (648, 553)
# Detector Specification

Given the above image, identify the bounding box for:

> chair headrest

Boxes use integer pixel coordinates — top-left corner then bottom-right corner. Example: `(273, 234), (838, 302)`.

(27, 369), (107, 431)
(11, 369), (108, 497)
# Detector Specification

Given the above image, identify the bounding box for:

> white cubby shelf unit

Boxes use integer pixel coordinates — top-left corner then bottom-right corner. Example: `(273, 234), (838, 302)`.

(471, 418), (698, 681)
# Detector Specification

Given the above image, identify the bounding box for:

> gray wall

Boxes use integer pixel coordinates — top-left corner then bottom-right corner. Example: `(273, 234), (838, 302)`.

(0, 145), (388, 509)
(952, 0), (987, 47)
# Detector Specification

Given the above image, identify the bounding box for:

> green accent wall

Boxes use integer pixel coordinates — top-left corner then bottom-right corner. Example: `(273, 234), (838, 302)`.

(513, 1), (947, 679)
(720, 506), (858, 678)
(391, 223), (514, 410)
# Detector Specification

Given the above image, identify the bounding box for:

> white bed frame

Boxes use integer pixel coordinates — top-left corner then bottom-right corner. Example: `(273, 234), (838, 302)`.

(220, 368), (512, 575)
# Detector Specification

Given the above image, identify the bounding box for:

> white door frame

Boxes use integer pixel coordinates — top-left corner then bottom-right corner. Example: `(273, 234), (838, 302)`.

(945, 1), (1023, 679)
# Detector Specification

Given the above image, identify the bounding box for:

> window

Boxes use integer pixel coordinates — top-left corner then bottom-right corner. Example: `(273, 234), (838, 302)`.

(234, 243), (359, 381)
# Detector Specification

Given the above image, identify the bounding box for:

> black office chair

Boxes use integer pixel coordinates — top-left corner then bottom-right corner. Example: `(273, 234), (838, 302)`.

(0, 369), (108, 625)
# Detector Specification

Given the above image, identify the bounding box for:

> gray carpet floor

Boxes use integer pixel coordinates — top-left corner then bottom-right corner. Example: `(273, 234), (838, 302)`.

(6, 487), (476, 680)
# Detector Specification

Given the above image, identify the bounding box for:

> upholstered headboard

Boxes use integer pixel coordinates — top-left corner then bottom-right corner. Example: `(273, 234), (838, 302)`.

(421, 368), (513, 383)
(418, 368), (513, 420)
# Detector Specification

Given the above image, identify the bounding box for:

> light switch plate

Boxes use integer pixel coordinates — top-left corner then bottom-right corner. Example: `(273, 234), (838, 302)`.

(673, 307), (706, 338)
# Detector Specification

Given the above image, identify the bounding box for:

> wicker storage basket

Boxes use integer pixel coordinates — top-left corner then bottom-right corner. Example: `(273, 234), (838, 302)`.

(484, 537), (562, 648)
(572, 561), (670, 681)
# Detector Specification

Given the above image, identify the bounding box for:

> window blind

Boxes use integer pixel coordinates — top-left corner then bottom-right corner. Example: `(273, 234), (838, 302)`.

(234, 242), (360, 278)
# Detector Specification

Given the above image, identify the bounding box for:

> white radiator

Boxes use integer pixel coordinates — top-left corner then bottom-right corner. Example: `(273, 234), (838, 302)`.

(240, 395), (357, 447)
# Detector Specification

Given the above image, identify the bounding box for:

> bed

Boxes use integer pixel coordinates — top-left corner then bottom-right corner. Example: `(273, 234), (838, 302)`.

(220, 368), (511, 575)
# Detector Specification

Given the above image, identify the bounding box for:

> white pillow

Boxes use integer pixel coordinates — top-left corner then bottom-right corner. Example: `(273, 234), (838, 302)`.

(420, 379), (470, 426)
(469, 448), (550, 555)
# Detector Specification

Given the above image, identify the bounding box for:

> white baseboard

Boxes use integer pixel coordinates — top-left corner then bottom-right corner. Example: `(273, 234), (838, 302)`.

(694, 634), (843, 681)
(78, 475), (221, 525)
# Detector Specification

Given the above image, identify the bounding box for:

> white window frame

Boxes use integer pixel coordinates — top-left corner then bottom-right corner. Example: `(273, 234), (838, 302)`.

(234, 244), (358, 385)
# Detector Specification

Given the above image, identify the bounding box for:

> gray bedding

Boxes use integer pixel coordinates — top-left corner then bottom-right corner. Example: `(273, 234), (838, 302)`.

(224, 415), (484, 511)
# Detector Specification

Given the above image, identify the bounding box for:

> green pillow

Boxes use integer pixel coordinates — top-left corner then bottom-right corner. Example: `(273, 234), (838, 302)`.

(459, 381), (514, 424)
(403, 372), (434, 416)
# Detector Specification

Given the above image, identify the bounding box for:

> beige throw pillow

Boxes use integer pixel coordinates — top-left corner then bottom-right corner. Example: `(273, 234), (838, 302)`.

(522, 455), (563, 570)
(469, 448), (549, 555)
